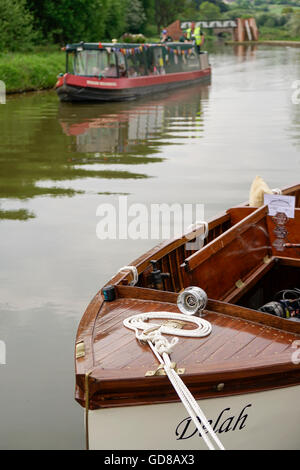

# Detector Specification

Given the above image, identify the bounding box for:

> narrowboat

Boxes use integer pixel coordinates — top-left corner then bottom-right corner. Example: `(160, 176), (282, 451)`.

(56, 42), (211, 102)
(75, 182), (300, 450)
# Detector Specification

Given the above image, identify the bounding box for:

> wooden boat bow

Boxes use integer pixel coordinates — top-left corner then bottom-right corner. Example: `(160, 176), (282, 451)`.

(75, 184), (300, 415)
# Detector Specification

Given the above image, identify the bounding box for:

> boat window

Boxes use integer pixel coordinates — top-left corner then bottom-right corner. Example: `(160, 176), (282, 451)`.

(180, 47), (188, 72)
(71, 45), (200, 78)
(116, 52), (126, 77)
(66, 51), (76, 73)
(180, 46), (200, 72)
(146, 47), (165, 75)
(74, 50), (118, 77)
(126, 54), (147, 77)
(163, 49), (181, 74)
(186, 48), (200, 70)
(102, 52), (118, 78)
(75, 50), (86, 75)
(153, 47), (165, 75)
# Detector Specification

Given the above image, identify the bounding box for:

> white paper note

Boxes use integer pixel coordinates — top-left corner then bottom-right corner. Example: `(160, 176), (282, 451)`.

(264, 193), (295, 218)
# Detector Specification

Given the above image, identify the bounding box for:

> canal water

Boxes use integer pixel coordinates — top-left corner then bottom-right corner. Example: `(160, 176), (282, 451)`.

(0, 45), (299, 449)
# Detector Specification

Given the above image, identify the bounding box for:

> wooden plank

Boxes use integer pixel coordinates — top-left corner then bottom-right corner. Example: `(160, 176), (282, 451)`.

(277, 256), (300, 268)
(223, 258), (275, 303)
(226, 206), (256, 226)
(188, 220), (271, 300)
(105, 212), (231, 287)
(208, 299), (300, 334)
(184, 205), (268, 272)
(115, 286), (300, 334)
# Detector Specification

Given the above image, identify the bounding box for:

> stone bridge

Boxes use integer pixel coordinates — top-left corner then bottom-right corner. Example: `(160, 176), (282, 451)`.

(166, 18), (258, 42)
(181, 20), (237, 29)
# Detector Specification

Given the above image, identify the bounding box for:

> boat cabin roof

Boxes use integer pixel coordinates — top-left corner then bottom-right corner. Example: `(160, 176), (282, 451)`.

(65, 42), (198, 52)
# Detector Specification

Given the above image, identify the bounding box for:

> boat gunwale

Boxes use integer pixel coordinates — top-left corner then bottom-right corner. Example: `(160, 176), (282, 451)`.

(105, 183), (300, 288)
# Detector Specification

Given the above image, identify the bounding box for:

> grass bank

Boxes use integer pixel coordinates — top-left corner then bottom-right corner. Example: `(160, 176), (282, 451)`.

(259, 26), (300, 42)
(0, 50), (65, 93)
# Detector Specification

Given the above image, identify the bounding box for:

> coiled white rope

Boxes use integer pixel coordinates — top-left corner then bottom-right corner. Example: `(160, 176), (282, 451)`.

(124, 312), (212, 338)
(118, 265), (138, 286)
(123, 312), (225, 451)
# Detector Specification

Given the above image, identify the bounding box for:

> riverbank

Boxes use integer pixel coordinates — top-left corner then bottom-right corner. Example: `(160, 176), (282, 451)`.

(3, 37), (299, 95)
(0, 51), (65, 94)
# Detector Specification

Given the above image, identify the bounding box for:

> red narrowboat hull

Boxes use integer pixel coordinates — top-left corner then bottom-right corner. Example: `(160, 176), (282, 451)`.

(56, 68), (211, 102)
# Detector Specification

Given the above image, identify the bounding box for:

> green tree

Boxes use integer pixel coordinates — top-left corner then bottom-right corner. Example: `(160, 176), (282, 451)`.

(141, 0), (155, 24)
(125, 0), (146, 33)
(234, 0), (253, 9)
(0, 0), (36, 50)
(199, 1), (221, 20)
(26, 0), (108, 43)
(154, 0), (187, 33)
(288, 11), (300, 37)
(105, 0), (127, 39)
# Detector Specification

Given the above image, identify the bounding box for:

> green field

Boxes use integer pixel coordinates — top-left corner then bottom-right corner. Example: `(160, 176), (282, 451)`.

(268, 4), (300, 14)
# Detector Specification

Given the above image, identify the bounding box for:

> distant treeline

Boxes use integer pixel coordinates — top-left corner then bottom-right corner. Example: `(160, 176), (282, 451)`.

(0, 0), (229, 51)
(1, 0), (300, 51)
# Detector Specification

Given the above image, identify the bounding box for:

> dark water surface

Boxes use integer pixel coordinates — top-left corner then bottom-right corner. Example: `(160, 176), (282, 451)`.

(0, 45), (299, 449)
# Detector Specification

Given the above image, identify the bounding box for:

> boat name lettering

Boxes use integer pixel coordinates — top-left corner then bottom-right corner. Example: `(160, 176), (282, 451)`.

(86, 80), (117, 87)
(176, 404), (252, 440)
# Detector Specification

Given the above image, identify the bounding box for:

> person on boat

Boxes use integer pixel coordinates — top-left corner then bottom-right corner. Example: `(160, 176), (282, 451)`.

(92, 66), (101, 76)
(194, 24), (204, 53)
(128, 66), (138, 77)
(161, 29), (168, 42)
(149, 64), (159, 75)
(138, 64), (146, 76)
(179, 31), (188, 42)
(119, 64), (126, 77)
(161, 28), (173, 43)
(186, 23), (194, 42)
(103, 61), (117, 77)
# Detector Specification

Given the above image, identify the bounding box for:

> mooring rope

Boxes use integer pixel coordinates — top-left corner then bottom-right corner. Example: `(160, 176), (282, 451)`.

(123, 312), (225, 451)
(118, 265), (138, 286)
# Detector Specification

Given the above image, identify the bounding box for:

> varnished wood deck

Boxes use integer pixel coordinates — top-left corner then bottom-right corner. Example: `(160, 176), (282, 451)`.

(75, 291), (300, 409)
(92, 298), (298, 372)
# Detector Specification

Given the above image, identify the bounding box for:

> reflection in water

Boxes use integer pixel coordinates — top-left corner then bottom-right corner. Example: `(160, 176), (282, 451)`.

(59, 84), (208, 156)
(233, 44), (258, 62)
(0, 84), (208, 220)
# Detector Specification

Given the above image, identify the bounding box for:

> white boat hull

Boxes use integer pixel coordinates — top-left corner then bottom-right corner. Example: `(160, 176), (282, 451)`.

(88, 385), (300, 450)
